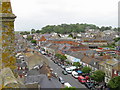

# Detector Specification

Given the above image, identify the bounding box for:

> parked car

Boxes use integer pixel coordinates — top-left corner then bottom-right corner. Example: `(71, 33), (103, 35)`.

(78, 76), (86, 83)
(60, 65), (65, 69)
(69, 66), (77, 70)
(58, 63), (61, 66)
(62, 70), (68, 75)
(72, 71), (79, 79)
(54, 61), (58, 64)
(33, 65), (39, 69)
(64, 82), (72, 88)
(65, 66), (76, 74)
(77, 70), (83, 75)
(59, 77), (65, 84)
(65, 68), (72, 74)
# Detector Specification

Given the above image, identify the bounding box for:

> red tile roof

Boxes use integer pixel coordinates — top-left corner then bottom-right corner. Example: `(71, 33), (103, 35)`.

(38, 36), (47, 41)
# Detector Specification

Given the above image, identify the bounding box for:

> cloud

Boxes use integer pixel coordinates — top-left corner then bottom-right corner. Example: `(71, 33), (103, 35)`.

(11, 0), (119, 31)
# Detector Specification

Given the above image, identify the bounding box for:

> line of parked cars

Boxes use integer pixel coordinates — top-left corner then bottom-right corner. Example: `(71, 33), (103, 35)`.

(47, 54), (101, 89)
(51, 58), (98, 89)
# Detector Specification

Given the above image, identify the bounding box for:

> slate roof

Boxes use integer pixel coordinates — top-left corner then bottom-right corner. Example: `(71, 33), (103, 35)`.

(113, 63), (120, 71)
(26, 53), (48, 70)
(48, 44), (59, 50)
(66, 51), (84, 60)
(81, 56), (93, 64)
(24, 74), (62, 88)
(58, 44), (65, 50)
(89, 59), (101, 69)
(106, 59), (119, 66)
(98, 61), (105, 66)
(17, 62), (27, 67)
(27, 69), (40, 76)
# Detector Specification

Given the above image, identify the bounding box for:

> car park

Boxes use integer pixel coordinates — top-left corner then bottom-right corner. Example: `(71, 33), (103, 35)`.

(62, 70), (68, 75)
(59, 77), (65, 84)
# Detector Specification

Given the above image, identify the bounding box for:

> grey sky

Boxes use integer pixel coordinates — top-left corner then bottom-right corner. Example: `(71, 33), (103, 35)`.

(11, 0), (119, 31)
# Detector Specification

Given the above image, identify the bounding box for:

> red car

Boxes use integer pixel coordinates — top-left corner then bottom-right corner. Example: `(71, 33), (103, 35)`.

(78, 76), (86, 83)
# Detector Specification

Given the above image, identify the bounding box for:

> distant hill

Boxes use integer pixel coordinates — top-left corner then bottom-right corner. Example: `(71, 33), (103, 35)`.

(39, 23), (117, 34)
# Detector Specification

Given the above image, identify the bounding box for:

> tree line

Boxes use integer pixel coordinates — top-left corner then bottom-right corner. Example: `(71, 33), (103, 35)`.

(37, 23), (118, 34)
(20, 23), (119, 35)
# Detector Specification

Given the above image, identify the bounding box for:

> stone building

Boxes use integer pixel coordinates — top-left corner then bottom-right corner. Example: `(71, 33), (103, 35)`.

(0, 0), (16, 70)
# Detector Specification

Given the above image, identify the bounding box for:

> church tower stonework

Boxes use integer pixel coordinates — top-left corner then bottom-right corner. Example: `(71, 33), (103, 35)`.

(0, 0), (16, 70)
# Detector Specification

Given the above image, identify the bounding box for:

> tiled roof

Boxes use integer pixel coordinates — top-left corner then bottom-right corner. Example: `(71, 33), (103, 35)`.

(38, 36), (46, 41)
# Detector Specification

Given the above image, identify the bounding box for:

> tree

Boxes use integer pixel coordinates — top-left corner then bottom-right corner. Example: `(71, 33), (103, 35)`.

(36, 30), (41, 33)
(114, 37), (120, 42)
(68, 34), (73, 38)
(100, 52), (104, 56)
(31, 29), (36, 34)
(40, 23), (102, 34)
(55, 53), (61, 59)
(108, 76), (120, 89)
(55, 53), (67, 62)
(90, 70), (105, 82)
(20, 31), (30, 35)
(60, 55), (67, 62)
(26, 36), (33, 41)
(31, 40), (36, 44)
(73, 62), (81, 67)
(81, 66), (91, 74)
(61, 87), (76, 90)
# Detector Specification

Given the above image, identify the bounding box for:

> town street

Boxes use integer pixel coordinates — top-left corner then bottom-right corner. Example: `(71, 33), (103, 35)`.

(44, 55), (88, 89)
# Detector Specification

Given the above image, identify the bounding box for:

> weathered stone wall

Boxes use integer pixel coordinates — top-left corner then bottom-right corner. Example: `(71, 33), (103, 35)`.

(0, 0), (16, 70)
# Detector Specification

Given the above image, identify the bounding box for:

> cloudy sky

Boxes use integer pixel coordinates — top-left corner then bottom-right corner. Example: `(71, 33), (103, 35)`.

(11, 0), (119, 31)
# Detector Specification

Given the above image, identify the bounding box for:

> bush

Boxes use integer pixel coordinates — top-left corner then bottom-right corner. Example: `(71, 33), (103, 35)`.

(31, 40), (36, 44)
